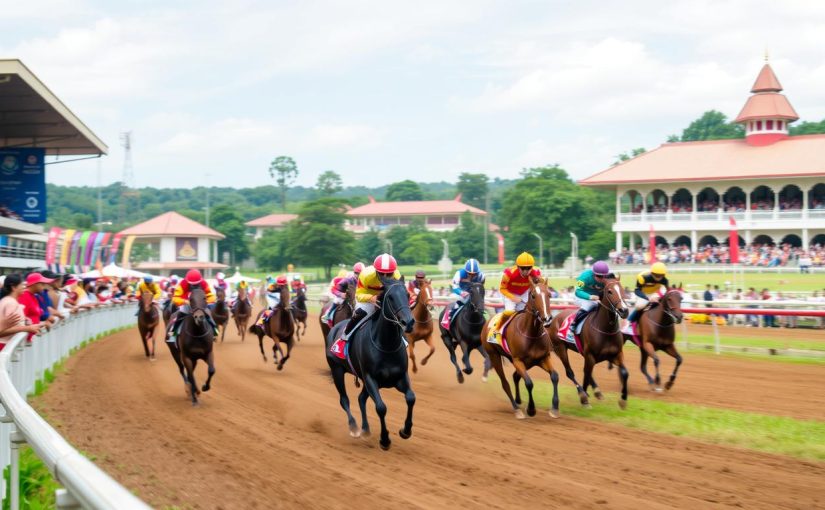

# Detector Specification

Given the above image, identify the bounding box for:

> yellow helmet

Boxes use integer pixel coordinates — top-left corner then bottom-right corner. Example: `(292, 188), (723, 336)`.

(516, 252), (535, 267)
(651, 262), (667, 275)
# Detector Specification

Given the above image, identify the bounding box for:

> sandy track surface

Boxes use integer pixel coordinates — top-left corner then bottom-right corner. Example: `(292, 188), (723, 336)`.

(35, 314), (825, 509)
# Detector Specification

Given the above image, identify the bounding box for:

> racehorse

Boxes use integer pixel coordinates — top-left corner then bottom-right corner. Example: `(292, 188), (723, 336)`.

(482, 277), (559, 419)
(622, 286), (684, 391)
(319, 282), (355, 340)
(212, 287), (230, 343)
(325, 277), (415, 450)
(177, 287), (216, 406)
(232, 286), (252, 342)
(548, 277), (630, 409)
(406, 278), (435, 373)
(162, 299), (178, 330)
(137, 291), (159, 360)
(291, 285), (308, 340)
(438, 281), (490, 383)
(251, 285), (295, 370)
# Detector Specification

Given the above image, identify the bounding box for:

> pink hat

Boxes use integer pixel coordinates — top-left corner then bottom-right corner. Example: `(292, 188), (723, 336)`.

(26, 273), (55, 286)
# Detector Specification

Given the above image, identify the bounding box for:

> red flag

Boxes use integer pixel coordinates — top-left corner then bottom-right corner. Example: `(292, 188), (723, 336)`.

(729, 216), (739, 264)
(45, 227), (61, 268)
(495, 233), (505, 264)
(649, 224), (656, 263)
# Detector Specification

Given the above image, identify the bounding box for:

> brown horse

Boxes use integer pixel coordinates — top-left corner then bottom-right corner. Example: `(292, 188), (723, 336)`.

(482, 277), (560, 419)
(177, 287), (216, 406)
(212, 287), (230, 342)
(623, 287), (684, 391)
(251, 285), (295, 370)
(232, 286), (252, 342)
(137, 291), (159, 360)
(548, 278), (630, 408)
(406, 279), (435, 373)
(291, 286), (308, 340)
(320, 282), (355, 340)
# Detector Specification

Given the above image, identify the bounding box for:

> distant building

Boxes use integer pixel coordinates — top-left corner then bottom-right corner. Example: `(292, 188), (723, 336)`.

(245, 213), (297, 240)
(345, 195), (487, 233)
(118, 211), (226, 275)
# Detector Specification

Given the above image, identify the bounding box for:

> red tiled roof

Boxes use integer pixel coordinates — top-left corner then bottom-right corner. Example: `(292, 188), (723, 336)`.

(118, 211), (224, 239)
(579, 134), (825, 186)
(735, 93), (798, 123)
(245, 213), (297, 227)
(751, 64), (782, 92)
(347, 199), (487, 217)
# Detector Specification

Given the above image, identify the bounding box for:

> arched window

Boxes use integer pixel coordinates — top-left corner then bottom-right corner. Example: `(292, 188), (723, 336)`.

(724, 234), (746, 247)
(811, 234), (825, 247)
(673, 235), (691, 249)
(696, 187), (720, 212)
(750, 186), (775, 210)
(753, 234), (774, 246)
(778, 185), (802, 210)
(620, 190), (643, 214)
(722, 186), (746, 212)
(645, 189), (668, 213)
(808, 184), (825, 211)
(671, 188), (692, 213)
(780, 234), (802, 247)
(698, 235), (719, 247)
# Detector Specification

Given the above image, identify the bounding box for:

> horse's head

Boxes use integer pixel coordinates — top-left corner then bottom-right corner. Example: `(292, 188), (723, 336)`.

(417, 279), (434, 307)
(467, 281), (486, 313)
(526, 277), (553, 327)
(238, 286), (247, 300)
(279, 285), (290, 308)
(378, 275), (414, 333)
(189, 287), (208, 327)
(216, 287), (225, 301)
(141, 291), (153, 310)
(663, 287), (684, 324)
(297, 285), (307, 299)
(601, 278), (629, 319)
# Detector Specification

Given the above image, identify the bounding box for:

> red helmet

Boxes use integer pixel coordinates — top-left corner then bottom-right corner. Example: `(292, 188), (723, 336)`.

(353, 262), (365, 274)
(185, 269), (203, 286)
(373, 253), (397, 274)
(276, 275), (288, 285)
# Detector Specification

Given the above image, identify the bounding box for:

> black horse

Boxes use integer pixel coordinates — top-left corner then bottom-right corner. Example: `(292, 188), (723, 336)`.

(438, 282), (490, 384)
(325, 278), (415, 450)
(291, 286), (308, 340)
(177, 287), (216, 406)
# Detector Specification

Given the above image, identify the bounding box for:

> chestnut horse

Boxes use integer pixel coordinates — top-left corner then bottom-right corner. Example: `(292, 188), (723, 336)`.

(291, 286), (308, 340)
(623, 287), (684, 391)
(251, 285), (295, 370)
(320, 282), (355, 340)
(212, 287), (230, 343)
(177, 287), (216, 406)
(232, 286), (252, 342)
(548, 278), (630, 408)
(137, 291), (159, 360)
(482, 277), (560, 419)
(406, 279), (435, 373)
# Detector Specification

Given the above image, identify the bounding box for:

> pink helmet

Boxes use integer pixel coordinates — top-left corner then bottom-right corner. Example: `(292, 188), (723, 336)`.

(353, 262), (365, 274)
(373, 253), (397, 274)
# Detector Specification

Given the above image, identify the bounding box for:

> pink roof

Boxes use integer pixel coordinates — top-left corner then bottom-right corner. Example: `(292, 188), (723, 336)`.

(245, 213), (297, 227)
(751, 64), (783, 92)
(347, 198), (487, 217)
(136, 261), (228, 270)
(118, 211), (224, 239)
(735, 63), (798, 123)
(579, 134), (825, 186)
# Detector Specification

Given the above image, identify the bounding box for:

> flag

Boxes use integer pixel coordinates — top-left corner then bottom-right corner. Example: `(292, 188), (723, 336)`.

(109, 233), (123, 264)
(121, 235), (136, 268)
(59, 229), (76, 272)
(729, 216), (739, 264)
(45, 227), (61, 269)
(649, 224), (656, 262)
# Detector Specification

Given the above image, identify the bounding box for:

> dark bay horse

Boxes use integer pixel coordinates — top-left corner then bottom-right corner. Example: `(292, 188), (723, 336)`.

(162, 299), (178, 330)
(212, 287), (230, 343)
(438, 282), (489, 384)
(325, 278), (415, 450)
(251, 285), (295, 370)
(177, 287), (216, 406)
(406, 279), (435, 373)
(623, 287), (684, 391)
(482, 277), (559, 419)
(549, 278), (630, 408)
(232, 286), (252, 342)
(137, 291), (159, 360)
(320, 282), (355, 340)
(291, 286), (308, 340)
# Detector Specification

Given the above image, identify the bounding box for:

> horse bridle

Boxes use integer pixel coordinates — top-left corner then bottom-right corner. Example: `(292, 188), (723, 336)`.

(460, 283), (487, 325)
(646, 290), (682, 327)
(591, 281), (625, 335)
(412, 285), (433, 323)
(380, 283), (410, 329)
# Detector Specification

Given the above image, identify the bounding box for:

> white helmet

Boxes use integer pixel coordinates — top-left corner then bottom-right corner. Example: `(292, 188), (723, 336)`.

(216, 272), (226, 280)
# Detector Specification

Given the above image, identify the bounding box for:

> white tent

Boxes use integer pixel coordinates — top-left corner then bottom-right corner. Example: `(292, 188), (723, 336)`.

(79, 263), (156, 280)
(224, 270), (260, 284)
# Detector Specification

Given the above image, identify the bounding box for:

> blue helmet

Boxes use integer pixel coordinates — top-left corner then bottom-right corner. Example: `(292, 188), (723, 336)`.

(464, 259), (480, 273)
(143, 275), (153, 283)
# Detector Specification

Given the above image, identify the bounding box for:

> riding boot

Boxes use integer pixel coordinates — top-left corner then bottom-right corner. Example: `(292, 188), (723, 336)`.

(627, 308), (639, 323)
(340, 308), (367, 342)
(568, 308), (588, 340)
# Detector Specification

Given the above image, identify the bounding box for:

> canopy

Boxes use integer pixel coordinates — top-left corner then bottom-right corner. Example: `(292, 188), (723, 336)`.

(79, 263), (155, 280)
(224, 271), (260, 283)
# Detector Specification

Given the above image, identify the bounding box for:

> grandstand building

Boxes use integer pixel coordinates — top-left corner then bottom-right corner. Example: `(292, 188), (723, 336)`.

(580, 62), (825, 252)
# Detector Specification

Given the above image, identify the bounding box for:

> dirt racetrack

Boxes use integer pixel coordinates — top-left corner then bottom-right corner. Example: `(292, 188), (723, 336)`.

(35, 314), (825, 509)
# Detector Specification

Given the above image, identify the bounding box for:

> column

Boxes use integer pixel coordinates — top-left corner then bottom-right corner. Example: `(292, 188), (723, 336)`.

(718, 191), (724, 221)
(745, 230), (752, 245)
(745, 192), (751, 221)
(772, 188), (780, 219)
(640, 192), (647, 222)
(803, 186), (810, 220)
(690, 230), (697, 252)
(803, 228), (809, 251)
(616, 231), (622, 253)
(691, 193), (698, 221)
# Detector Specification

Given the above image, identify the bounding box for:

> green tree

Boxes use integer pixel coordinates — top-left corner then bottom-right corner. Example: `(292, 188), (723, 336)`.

(456, 173), (489, 209)
(449, 212), (490, 262)
(284, 199), (355, 278)
(789, 118), (825, 135)
(316, 170), (343, 196)
(385, 180), (424, 201)
(678, 110), (744, 141)
(399, 232), (441, 265)
(210, 204), (251, 266)
(613, 147), (647, 166)
(357, 230), (382, 262)
(268, 156), (299, 211)
(579, 229), (615, 261)
(254, 230), (289, 270)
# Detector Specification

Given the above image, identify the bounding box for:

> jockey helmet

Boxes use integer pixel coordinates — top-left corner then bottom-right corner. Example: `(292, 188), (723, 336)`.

(170, 274), (180, 283)
(592, 260), (610, 276)
(651, 262), (667, 275)
(239, 280), (248, 288)
(293, 275), (301, 281)
(266, 275), (274, 283)
(415, 270), (425, 278)
(143, 275), (154, 283)
(353, 262), (365, 274)
(276, 275), (288, 285)
(464, 258), (480, 273)
(373, 253), (398, 274)
(216, 272), (226, 280)
(515, 252), (535, 267)
(185, 269), (203, 286)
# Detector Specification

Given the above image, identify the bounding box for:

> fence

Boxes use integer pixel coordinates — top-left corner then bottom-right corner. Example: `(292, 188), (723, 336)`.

(0, 303), (151, 509)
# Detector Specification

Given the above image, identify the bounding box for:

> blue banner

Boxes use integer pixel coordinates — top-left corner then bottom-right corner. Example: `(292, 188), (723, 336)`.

(0, 148), (46, 223)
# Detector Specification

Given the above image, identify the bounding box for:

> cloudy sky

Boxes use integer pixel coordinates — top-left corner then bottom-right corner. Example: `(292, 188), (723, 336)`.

(4, 0), (825, 189)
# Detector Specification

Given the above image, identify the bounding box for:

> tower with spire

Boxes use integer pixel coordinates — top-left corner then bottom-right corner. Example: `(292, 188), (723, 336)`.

(734, 60), (799, 146)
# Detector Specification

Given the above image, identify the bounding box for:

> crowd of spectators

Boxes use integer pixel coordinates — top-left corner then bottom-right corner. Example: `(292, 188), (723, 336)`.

(628, 194), (815, 214)
(608, 243), (825, 269)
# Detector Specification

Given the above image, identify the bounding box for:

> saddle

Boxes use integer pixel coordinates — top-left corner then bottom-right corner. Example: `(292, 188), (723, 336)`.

(486, 312), (519, 354)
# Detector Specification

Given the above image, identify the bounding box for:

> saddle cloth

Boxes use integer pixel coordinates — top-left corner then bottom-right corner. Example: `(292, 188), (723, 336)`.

(486, 312), (514, 354)
(558, 313), (584, 353)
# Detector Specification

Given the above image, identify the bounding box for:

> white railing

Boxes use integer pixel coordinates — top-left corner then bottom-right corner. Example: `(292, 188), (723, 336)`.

(0, 304), (150, 509)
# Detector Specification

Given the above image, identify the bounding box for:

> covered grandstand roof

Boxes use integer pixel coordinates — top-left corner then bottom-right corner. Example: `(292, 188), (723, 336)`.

(347, 196), (486, 216)
(118, 211), (224, 239)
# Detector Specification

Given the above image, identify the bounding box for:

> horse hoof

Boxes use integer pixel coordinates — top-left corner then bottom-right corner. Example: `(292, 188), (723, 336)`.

(618, 399), (627, 410)
(277, 364), (284, 371)
(202, 385), (210, 392)
(380, 440), (392, 451)
(399, 428), (411, 440)
(581, 403), (592, 409)
(665, 381), (674, 390)
(481, 376), (488, 383)
(463, 367), (473, 375)
(527, 407), (536, 417)
(361, 430), (371, 439)
(594, 390), (604, 400)
(421, 358), (429, 366)
(349, 429), (361, 438)
(549, 408), (560, 419)
(457, 373), (464, 384)
(514, 409), (526, 420)
(654, 387), (664, 393)
(412, 365), (418, 374)
(191, 401), (199, 407)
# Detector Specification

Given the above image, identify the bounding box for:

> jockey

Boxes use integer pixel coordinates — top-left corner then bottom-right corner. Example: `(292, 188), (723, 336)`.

(627, 262), (670, 324)
(290, 274), (306, 294)
(166, 269), (217, 340)
(567, 260), (611, 341)
(337, 254), (400, 344)
(255, 275), (288, 327)
(214, 272), (228, 291)
(135, 275), (162, 316)
(324, 262), (363, 322)
(230, 280), (251, 313)
(492, 252), (541, 338)
(441, 259), (485, 330)
(162, 274), (180, 308)
(407, 270), (426, 304)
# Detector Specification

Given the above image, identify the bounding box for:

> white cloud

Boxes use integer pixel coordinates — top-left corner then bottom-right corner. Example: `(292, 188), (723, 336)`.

(306, 123), (385, 150)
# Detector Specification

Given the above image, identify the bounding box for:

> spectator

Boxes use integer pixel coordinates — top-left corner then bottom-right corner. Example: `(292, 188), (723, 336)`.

(703, 285), (714, 308)
(761, 288), (776, 327)
(0, 274), (43, 349)
(18, 273), (54, 332)
(744, 287), (759, 327)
